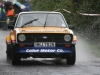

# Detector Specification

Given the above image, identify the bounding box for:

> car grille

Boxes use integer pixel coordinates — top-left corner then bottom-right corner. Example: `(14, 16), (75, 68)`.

(17, 33), (73, 43)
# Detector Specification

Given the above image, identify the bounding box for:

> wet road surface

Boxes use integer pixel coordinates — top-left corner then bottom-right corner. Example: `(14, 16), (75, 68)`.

(0, 30), (100, 75)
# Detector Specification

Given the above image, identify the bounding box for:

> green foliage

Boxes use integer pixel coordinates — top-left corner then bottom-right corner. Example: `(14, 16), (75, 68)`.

(17, 0), (26, 4)
(30, 0), (100, 26)
(0, 0), (2, 1)
(32, 0), (68, 11)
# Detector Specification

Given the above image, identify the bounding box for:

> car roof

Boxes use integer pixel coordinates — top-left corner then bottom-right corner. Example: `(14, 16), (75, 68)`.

(19, 11), (62, 15)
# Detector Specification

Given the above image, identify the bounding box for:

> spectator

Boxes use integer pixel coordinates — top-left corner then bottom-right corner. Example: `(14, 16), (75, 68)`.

(6, 5), (15, 27)
(4, 1), (12, 12)
(0, 4), (6, 29)
(0, 4), (2, 28)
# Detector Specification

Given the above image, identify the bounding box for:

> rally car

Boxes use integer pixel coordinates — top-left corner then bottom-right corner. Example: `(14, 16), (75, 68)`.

(6, 11), (77, 65)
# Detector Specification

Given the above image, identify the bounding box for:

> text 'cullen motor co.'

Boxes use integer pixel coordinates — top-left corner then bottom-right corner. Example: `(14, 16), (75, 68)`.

(26, 49), (64, 52)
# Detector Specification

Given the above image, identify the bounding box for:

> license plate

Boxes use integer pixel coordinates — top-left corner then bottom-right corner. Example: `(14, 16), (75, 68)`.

(34, 42), (55, 47)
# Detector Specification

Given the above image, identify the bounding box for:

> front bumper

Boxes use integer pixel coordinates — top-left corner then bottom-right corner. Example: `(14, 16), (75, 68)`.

(18, 47), (72, 53)
(12, 43), (75, 58)
(16, 44), (74, 53)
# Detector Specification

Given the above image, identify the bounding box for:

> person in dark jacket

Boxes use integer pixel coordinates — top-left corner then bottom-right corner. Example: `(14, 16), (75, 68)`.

(0, 4), (6, 29)
(4, 1), (12, 12)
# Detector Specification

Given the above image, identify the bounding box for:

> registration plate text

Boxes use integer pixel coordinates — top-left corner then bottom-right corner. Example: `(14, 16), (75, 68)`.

(34, 42), (55, 47)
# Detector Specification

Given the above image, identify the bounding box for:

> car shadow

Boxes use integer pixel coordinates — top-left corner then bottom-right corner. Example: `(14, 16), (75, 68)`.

(7, 58), (75, 67)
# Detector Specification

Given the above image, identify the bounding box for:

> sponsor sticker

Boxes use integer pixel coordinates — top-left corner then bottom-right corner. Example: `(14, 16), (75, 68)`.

(26, 49), (64, 53)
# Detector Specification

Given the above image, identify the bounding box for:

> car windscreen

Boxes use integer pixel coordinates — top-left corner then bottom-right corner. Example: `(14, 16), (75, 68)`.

(15, 13), (68, 28)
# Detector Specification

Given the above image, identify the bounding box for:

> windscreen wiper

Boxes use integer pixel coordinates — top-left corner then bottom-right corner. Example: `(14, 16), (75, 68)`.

(21, 18), (39, 28)
(44, 13), (49, 28)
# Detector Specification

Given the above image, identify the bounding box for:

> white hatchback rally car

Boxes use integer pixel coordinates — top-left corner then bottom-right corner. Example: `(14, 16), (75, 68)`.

(6, 11), (77, 65)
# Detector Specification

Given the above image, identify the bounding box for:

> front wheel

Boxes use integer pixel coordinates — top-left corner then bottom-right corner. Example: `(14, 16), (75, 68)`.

(12, 45), (21, 65)
(6, 44), (12, 60)
(66, 45), (76, 65)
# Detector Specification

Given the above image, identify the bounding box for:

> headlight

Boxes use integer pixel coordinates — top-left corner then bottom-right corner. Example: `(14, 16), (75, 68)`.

(18, 34), (26, 42)
(64, 35), (71, 42)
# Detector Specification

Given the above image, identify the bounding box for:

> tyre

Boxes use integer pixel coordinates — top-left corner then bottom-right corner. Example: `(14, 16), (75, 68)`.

(66, 45), (76, 65)
(6, 44), (12, 60)
(12, 46), (21, 65)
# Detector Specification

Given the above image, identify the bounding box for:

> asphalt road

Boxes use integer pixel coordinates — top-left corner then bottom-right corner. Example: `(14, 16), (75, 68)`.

(0, 30), (100, 75)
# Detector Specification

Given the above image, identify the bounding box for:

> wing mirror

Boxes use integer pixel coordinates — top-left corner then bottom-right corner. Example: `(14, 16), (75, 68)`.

(69, 25), (75, 29)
